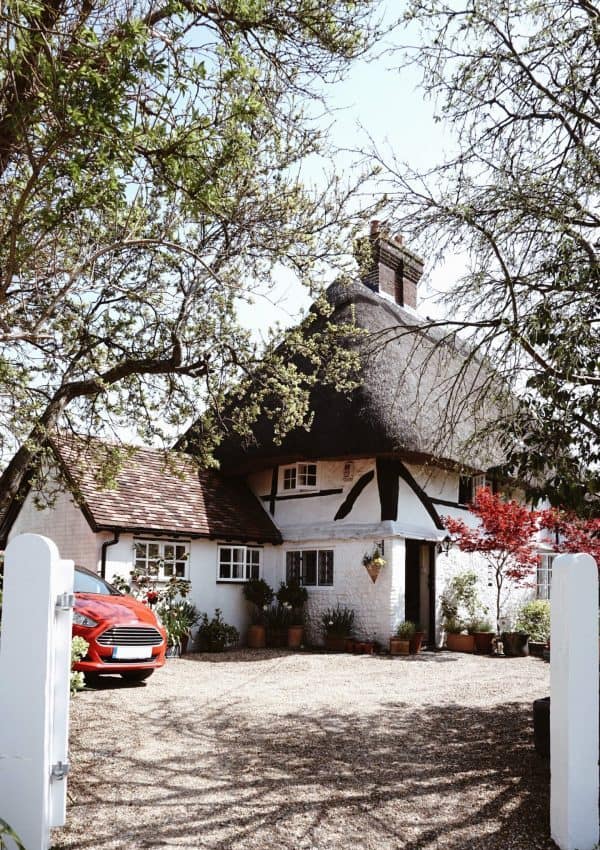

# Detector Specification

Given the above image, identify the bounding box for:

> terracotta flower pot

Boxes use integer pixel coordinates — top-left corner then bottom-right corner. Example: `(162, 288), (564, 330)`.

(473, 631), (494, 654)
(389, 637), (410, 656)
(287, 625), (304, 649)
(345, 638), (356, 652)
(409, 632), (425, 654)
(247, 624), (266, 649)
(446, 633), (475, 653)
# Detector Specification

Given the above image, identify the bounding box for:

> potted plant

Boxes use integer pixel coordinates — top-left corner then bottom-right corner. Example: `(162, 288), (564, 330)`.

(362, 546), (387, 583)
(444, 617), (475, 653)
(321, 604), (355, 651)
(468, 618), (495, 654)
(196, 609), (239, 652)
(264, 603), (292, 647)
(409, 623), (426, 654)
(501, 628), (530, 657)
(390, 620), (415, 655)
(276, 579), (308, 648)
(515, 600), (550, 657)
(243, 578), (274, 648)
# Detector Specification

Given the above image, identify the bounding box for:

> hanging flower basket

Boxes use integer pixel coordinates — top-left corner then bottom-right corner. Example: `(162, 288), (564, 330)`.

(362, 547), (386, 583)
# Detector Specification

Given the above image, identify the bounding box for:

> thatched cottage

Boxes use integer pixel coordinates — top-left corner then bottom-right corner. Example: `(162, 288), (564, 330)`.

(0, 227), (535, 645)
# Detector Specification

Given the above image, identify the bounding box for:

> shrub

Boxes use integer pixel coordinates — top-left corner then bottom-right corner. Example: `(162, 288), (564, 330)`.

(264, 603), (293, 631)
(243, 578), (274, 623)
(196, 609), (239, 652)
(71, 636), (89, 694)
(321, 604), (355, 637)
(276, 579), (308, 625)
(515, 600), (551, 642)
(468, 618), (493, 634)
(395, 620), (416, 639)
(440, 570), (487, 633)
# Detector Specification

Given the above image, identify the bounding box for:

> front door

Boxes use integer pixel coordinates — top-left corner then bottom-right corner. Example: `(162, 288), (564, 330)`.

(405, 540), (436, 645)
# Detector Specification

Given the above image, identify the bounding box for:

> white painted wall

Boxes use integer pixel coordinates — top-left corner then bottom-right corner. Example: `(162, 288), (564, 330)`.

(9, 474), (100, 571)
(435, 547), (536, 635)
(104, 533), (280, 639)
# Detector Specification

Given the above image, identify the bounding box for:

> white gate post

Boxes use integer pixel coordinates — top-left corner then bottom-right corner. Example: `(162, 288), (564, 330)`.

(0, 534), (74, 850)
(550, 552), (599, 850)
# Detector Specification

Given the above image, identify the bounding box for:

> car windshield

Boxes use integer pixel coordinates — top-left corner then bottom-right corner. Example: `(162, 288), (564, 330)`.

(74, 569), (121, 596)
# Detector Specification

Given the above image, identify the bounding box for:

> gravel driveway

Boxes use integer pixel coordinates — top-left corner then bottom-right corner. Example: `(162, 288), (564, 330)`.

(53, 650), (553, 850)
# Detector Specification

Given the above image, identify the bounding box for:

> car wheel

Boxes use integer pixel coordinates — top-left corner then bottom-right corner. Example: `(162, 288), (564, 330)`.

(120, 670), (154, 683)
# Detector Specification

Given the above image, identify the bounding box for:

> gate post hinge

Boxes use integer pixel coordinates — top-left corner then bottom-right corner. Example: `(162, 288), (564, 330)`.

(51, 760), (70, 781)
(55, 592), (74, 611)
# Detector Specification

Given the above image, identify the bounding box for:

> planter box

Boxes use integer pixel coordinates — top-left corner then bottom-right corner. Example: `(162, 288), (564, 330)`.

(325, 635), (348, 652)
(528, 640), (548, 658)
(446, 633), (475, 653)
(389, 637), (410, 656)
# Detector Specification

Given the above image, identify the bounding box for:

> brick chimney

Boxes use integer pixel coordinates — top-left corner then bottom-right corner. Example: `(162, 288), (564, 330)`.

(360, 220), (424, 310)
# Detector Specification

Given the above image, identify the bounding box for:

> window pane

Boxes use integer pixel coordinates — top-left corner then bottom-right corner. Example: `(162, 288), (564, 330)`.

(283, 467), (296, 490)
(163, 562), (174, 577)
(163, 544), (174, 559)
(303, 551), (317, 586)
(301, 463), (317, 486)
(286, 551), (301, 582)
(148, 560), (160, 576)
(458, 476), (472, 505)
(148, 543), (159, 558)
(318, 550), (334, 586)
(219, 562), (231, 579)
(176, 545), (187, 560)
(175, 562), (186, 578)
(135, 542), (147, 558)
(232, 561), (244, 579)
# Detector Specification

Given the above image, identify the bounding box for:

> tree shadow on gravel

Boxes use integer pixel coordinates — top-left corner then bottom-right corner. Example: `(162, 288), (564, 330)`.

(58, 695), (555, 850)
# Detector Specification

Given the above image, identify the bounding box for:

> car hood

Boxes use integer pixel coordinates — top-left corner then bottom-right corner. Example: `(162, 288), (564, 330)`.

(75, 593), (159, 626)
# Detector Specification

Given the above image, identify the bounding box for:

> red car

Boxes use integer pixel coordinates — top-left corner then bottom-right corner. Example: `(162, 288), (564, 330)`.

(73, 566), (167, 682)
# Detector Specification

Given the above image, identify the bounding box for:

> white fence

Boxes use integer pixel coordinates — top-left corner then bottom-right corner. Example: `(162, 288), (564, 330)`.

(550, 552), (599, 850)
(0, 534), (74, 850)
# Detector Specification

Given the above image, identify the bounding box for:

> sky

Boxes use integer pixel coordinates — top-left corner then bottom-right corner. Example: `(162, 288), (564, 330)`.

(236, 4), (464, 342)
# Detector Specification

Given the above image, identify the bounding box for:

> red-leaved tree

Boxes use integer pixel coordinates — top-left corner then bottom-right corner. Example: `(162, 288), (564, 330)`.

(444, 488), (540, 632)
(539, 509), (600, 566)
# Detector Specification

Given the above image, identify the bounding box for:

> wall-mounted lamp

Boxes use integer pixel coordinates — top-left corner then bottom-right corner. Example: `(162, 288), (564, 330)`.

(436, 536), (452, 556)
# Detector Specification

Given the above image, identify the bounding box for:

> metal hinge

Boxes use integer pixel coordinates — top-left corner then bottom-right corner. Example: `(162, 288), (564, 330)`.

(55, 592), (74, 611)
(51, 761), (70, 781)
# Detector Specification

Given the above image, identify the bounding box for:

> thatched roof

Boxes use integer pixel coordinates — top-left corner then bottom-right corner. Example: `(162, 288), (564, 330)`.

(186, 280), (506, 475)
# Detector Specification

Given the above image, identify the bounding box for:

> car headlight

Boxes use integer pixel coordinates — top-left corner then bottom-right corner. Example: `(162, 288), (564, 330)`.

(73, 611), (98, 628)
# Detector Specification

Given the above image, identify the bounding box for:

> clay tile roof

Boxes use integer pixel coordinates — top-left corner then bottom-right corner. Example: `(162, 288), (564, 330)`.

(52, 434), (281, 543)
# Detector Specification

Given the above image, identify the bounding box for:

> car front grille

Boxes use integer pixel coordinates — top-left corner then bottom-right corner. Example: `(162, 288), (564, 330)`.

(96, 626), (163, 647)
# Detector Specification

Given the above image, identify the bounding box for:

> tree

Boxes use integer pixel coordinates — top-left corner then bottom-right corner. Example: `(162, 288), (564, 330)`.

(444, 487), (539, 631)
(539, 508), (600, 566)
(0, 0), (383, 506)
(377, 0), (600, 511)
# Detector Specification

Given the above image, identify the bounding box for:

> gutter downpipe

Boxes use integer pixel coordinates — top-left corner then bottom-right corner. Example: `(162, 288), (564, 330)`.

(100, 530), (120, 579)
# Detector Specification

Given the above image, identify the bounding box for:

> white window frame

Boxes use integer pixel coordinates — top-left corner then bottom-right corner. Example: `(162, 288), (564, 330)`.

(286, 548), (334, 588)
(217, 544), (262, 583)
(133, 539), (190, 581)
(281, 462), (318, 492)
(537, 553), (555, 600)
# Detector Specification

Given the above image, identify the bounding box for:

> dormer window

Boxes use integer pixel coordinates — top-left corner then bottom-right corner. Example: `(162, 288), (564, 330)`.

(282, 462), (317, 491)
